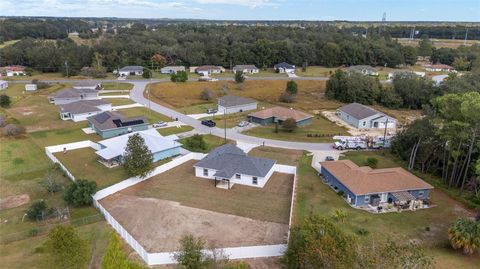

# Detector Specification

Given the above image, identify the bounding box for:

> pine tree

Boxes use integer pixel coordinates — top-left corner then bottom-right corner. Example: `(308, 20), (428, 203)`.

(123, 134), (154, 178)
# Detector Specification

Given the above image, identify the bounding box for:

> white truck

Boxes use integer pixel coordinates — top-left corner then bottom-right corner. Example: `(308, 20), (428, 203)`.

(332, 135), (391, 150)
(333, 139), (368, 150)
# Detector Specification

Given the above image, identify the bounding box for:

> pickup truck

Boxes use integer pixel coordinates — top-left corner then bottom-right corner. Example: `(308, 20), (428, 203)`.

(201, 120), (216, 127)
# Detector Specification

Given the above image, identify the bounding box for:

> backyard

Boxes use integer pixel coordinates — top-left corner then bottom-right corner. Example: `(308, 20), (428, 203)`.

(248, 146), (304, 166)
(119, 107), (173, 123)
(156, 125), (193, 136)
(179, 134), (231, 153)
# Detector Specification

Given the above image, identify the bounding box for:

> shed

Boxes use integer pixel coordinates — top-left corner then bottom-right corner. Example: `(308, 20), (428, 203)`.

(217, 95), (257, 114)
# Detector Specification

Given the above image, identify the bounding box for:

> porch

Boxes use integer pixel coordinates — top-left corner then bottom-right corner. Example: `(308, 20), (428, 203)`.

(359, 191), (431, 213)
(214, 177), (235, 190)
(95, 147), (122, 168)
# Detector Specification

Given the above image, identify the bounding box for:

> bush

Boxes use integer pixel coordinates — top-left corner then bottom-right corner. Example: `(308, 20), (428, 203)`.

(170, 71), (188, 82)
(79, 66), (107, 78)
(282, 118), (297, 132)
(366, 157), (379, 168)
(63, 179), (97, 207)
(184, 134), (207, 152)
(234, 71), (245, 83)
(200, 88), (214, 101)
(356, 228), (370, 236)
(0, 114), (6, 127)
(2, 124), (26, 137)
(286, 80), (298, 95)
(142, 68), (151, 78)
(279, 92), (296, 103)
(31, 79), (50, 89)
(0, 94), (11, 108)
(26, 200), (47, 220)
(29, 228), (40, 237)
(43, 164), (63, 194)
(47, 225), (88, 269)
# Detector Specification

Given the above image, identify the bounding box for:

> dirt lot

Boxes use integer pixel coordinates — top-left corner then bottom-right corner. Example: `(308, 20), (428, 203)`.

(100, 194), (288, 252)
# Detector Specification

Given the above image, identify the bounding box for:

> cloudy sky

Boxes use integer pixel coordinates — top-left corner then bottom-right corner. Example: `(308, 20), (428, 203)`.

(0, 0), (478, 21)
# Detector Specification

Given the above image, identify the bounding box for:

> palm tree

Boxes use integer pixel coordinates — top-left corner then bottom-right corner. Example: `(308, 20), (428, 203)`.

(448, 218), (480, 255)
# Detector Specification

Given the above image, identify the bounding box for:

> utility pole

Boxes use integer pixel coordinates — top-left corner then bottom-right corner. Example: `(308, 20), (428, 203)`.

(224, 108), (227, 144)
(383, 118), (388, 144)
(464, 28), (469, 45)
(64, 60), (69, 77)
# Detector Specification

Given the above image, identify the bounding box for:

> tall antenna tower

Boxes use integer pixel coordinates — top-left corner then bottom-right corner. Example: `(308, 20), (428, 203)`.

(382, 12), (387, 32)
(464, 28), (469, 45)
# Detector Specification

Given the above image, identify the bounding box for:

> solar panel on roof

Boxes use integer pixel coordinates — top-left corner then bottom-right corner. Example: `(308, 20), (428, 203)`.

(94, 112), (110, 124)
(121, 120), (145, 126)
(112, 119), (123, 127)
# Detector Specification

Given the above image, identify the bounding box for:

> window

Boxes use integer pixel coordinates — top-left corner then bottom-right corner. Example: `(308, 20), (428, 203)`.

(362, 121), (366, 127)
(203, 169), (208, 176)
(418, 191), (424, 197)
(252, 177), (258, 185)
(364, 196), (370, 203)
(235, 174), (241, 179)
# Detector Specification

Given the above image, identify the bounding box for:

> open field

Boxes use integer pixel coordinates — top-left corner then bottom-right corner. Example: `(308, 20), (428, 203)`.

(248, 146), (304, 166)
(106, 98), (135, 106)
(120, 160), (294, 224)
(296, 66), (338, 77)
(396, 38), (480, 48)
(101, 193), (288, 252)
(156, 125), (193, 136)
(296, 152), (479, 269)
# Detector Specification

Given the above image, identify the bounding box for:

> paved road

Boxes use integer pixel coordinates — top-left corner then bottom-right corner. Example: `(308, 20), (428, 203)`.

(129, 81), (333, 151)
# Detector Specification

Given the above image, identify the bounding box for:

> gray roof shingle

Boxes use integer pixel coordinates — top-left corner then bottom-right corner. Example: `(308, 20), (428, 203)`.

(119, 66), (144, 72)
(49, 88), (98, 99)
(87, 111), (147, 131)
(195, 144), (276, 178)
(338, 103), (381, 120)
(59, 100), (109, 114)
(218, 95), (257, 108)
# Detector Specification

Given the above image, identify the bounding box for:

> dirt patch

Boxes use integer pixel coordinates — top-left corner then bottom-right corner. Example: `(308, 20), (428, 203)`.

(0, 194), (30, 210)
(100, 194), (288, 252)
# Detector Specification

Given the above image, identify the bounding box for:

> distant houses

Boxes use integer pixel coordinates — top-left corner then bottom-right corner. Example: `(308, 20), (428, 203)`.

(0, 80), (8, 90)
(217, 95), (257, 114)
(195, 65), (224, 76)
(274, 62), (295, 74)
(194, 144), (277, 189)
(346, 65), (378, 76)
(232, 65), (259, 74)
(160, 66), (186, 74)
(320, 160), (433, 212)
(425, 64), (455, 72)
(387, 71), (426, 80)
(87, 111), (149, 138)
(337, 103), (396, 129)
(48, 88), (100, 105)
(117, 66), (144, 77)
(248, 106), (313, 126)
(59, 100), (112, 122)
(0, 66), (26, 77)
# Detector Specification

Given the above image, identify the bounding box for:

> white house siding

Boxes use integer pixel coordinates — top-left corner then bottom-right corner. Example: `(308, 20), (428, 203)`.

(340, 111), (396, 129)
(218, 103), (257, 114)
(371, 116), (397, 129)
(0, 81), (8, 90)
(339, 111), (361, 128)
(194, 167), (274, 188)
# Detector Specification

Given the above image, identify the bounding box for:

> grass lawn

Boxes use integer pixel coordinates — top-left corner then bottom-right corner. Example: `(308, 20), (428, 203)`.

(243, 116), (349, 143)
(54, 148), (129, 188)
(29, 123), (100, 147)
(156, 125), (193, 136)
(296, 66), (337, 77)
(248, 146), (304, 166)
(102, 82), (133, 91)
(122, 160), (294, 224)
(295, 153), (479, 268)
(119, 107), (173, 123)
(106, 98), (135, 106)
(179, 134), (231, 153)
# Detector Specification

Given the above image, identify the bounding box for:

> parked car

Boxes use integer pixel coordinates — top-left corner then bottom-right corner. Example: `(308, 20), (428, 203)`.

(237, 121), (249, 127)
(207, 108), (218, 114)
(325, 156), (335, 161)
(153, 121), (167, 128)
(201, 120), (216, 127)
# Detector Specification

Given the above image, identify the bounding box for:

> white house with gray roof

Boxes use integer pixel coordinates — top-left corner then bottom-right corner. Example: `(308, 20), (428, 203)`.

(217, 95), (257, 114)
(232, 65), (259, 74)
(194, 144), (276, 189)
(346, 65), (379, 76)
(48, 88), (100, 105)
(338, 103), (396, 129)
(160, 66), (186, 74)
(118, 66), (144, 77)
(59, 100), (112, 122)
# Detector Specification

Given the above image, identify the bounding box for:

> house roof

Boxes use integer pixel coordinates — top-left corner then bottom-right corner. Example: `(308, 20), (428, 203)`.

(0, 65), (26, 71)
(194, 144), (276, 178)
(119, 66), (144, 72)
(48, 88), (98, 99)
(274, 62), (295, 69)
(233, 65), (258, 71)
(87, 111), (147, 131)
(248, 106), (313, 122)
(59, 100), (109, 114)
(320, 160), (433, 195)
(338, 103), (383, 120)
(161, 66), (185, 71)
(218, 95), (257, 108)
(196, 65), (222, 72)
(96, 128), (181, 160)
(346, 65), (377, 73)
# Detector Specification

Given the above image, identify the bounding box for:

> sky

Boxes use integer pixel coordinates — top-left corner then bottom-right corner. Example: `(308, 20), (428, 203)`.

(0, 0), (479, 21)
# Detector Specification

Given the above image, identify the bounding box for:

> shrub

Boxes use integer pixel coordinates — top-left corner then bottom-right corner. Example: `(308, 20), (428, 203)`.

(286, 80), (298, 95)
(142, 68), (151, 78)
(0, 114), (6, 127)
(63, 179), (97, 207)
(2, 124), (25, 137)
(170, 71), (188, 82)
(356, 228), (370, 236)
(448, 217), (480, 255)
(26, 200), (47, 220)
(234, 71), (245, 83)
(47, 225), (88, 269)
(282, 118), (297, 132)
(79, 66), (107, 78)
(279, 92), (296, 103)
(0, 94), (11, 108)
(184, 134), (207, 152)
(31, 79), (50, 89)
(43, 165), (63, 194)
(200, 88), (214, 101)
(29, 228), (39, 237)
(366, 157), (379, 168)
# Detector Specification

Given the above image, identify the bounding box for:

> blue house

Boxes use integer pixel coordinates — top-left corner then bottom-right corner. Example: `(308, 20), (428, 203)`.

(95, 129), (182, 167)
(87, 111), (149, 138)
(320, 160), (433, 212)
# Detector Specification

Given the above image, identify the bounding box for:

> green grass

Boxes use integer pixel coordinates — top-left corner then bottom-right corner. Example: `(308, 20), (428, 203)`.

(248, 146), (304, 166)
(243, 115), (349, 143)
(296, 66), (337, 77)
(178, 103), (215, 115)
(295, 153), (479, 268)
(156, 126), (193, 136)
(102, 82), (133, 91)
(0, 39), (20, 49)
(119, 107), (173, 123)
(105, 98), (135, 106)
(179, 134), (231, 153)
(340, 150), (400, 168)
(30, 124), (99, 147)
(54, 148), (129, 188)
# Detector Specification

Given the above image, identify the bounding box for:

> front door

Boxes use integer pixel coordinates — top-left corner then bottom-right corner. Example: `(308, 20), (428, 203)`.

(380, 193), (388, 203)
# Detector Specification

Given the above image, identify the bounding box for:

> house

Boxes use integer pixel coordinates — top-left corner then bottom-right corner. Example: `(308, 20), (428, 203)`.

(118, 66), (144, 77)
(59, 100), (112, 122)
(189, 66), (199, 73)
(0, 66), (26, 77)
(338, 103), (396, 129)
(25, 84), (38, 91)
(425, 64), (455, 72)
(0, 80), (8, 90)
(274, 62), (295, 73)
(232, 65), (259, 74)
(218, 95), (257, 114)
(195, 65), (224, 76)
(73, 81), (102, 90)
(194, 144), (276, 189)
(160, 66), (186, 74)
(95, 128), (182, 167)
(320, 160), (433, 211)
(87, 111), (149, 138)
(248, 106), (313, 126)
(346, 65), (379, 76)
(48, 88), (100, 105)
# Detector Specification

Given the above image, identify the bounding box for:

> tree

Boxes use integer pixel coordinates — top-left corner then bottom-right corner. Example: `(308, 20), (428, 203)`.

(392, 73), (433, 109)
(448, 218), (480, 255)
(326, 70), (382, 105)
(220, 83), (229, 96)
(184, 134), (207, 152)
(234, 71), (245, 83)
(418, 36), (433, 57)
(123, 133), (154, 178)
(3, 124), (25, 137)
(286, 81), (298, 95)
(26, 200), (47, 220)
(102, 232), (147, 269)
(47, 225), (88, 269)
(279, 92), (296, 103)
(0, 94), (11, 107)
(366, 157), (379, 168)
(282, 118), (297, 132)
(63, 179), (97, 207)
(151, 53), (167, 69)
(171, 71), (188, 82)
(174, 234), (206, 269)
(142, 68), (151, 79)
(452, 57), (470, 71)
(402, 46), (418, 65)
(43, 164), (62, 194)
(200, 88), (214, 101)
